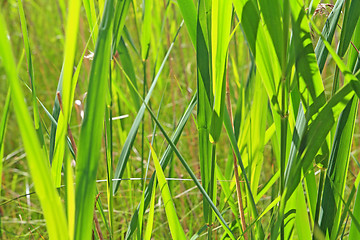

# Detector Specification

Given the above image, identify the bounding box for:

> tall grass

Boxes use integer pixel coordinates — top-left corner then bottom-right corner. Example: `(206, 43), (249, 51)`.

(1, 0), (360, 239)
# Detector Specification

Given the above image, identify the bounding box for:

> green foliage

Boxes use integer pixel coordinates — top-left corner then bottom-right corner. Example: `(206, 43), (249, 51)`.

(1, 0), (360, 239)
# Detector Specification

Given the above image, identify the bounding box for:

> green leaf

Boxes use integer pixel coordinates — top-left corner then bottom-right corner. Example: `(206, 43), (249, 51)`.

(74, 0), (115, 238)
(52, 0), (82, 187)
(113, 21), (184, 194)
(0, 10), (68, 240)
(149, 144), (186, 239)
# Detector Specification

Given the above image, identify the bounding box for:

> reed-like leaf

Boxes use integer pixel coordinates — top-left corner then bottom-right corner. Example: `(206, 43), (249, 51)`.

(149, 144), (187, 239)
(74, 0), (114, 238)
(0, 10), (68, 239)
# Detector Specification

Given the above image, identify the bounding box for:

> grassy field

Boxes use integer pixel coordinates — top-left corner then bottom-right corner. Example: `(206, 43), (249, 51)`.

(1, 0), (360, 239)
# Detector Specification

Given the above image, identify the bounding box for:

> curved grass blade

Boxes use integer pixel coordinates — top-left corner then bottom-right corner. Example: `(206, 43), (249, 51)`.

(318, 98), (358, 237)
(74, 0), (114, 238)
(142, 100), (236, 239)
(0, 10), (69, 239)
(149, 144), (187, 239)
(223, 108), (264, 238)
(124, 94), (197, 239)
(113, 21), (184, 194)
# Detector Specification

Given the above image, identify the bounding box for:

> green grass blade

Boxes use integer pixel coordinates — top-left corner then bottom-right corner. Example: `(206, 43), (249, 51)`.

(118, 37), (140, 110)
(82, 0), (99, 43)
(209, 0), (232, 143)
(144, 180), (156, 240)
(125, 93), (197, 239)
(52, 0), (82, 187)
(176, 0), (196, 46)
(149, 144), (187, 239)
(314, 0), (345, 73)
(74, 0), (114, 238)
(141, 0), (152, 60)
(0, 88), (11, 196)
(113, 21), (184, 194)
(196, 0), (213, 224)
(349, 184), (360, 240)
(318, 96), (358, 238)
(223, 108), (264, 238)
(0, 10), (68, 239)
(18, 0), (46, 154)
(112, 0), (130, 55)
(143, 97), (236, 239)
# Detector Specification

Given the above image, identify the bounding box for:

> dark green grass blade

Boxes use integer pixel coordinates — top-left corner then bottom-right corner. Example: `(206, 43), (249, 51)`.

(113, 21), (184, 194)
(112, 0), (130, 55)
(196, 0), (212, 223)
(314, 0), (345, 73)
(318, 96), (357, 237)
(124, 94), (197, 239)
(74, 0), (114, 238)
(142, 98), (236, 239)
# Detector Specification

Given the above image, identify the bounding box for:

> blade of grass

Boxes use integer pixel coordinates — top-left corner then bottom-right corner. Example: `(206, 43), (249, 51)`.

(52, 0), (82, 187)
(113, 21), (184, 194)
(18, 0), (46, 156)
(349, 184), (360, 240)
(142, 96), (235, 239)
(0, 87), (11, 196)
(74, 0), (114, 238)
(124, 93), (197, 239)
(0, 10), (68, 239)
(149, 144), (187, 239)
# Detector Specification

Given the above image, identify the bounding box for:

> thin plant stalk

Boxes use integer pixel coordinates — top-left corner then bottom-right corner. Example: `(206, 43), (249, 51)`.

(226, 75), (247, 238)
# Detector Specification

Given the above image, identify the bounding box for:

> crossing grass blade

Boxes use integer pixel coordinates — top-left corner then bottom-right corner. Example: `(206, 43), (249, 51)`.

(142, 96), (236, 239)
(0, 10), (69, 239)
(124, 94), (197, 239)
(314, 0), (345, 73)
(318, 96), (357, 238)
(74, 0), (114, 238)
(149, 144), (187, 239)
(113, 21), (184, 194)
(223, 108), (264, 238)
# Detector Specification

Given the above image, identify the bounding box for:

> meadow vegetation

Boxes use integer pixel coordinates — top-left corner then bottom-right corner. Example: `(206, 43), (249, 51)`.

(0, 0), (360, 239)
